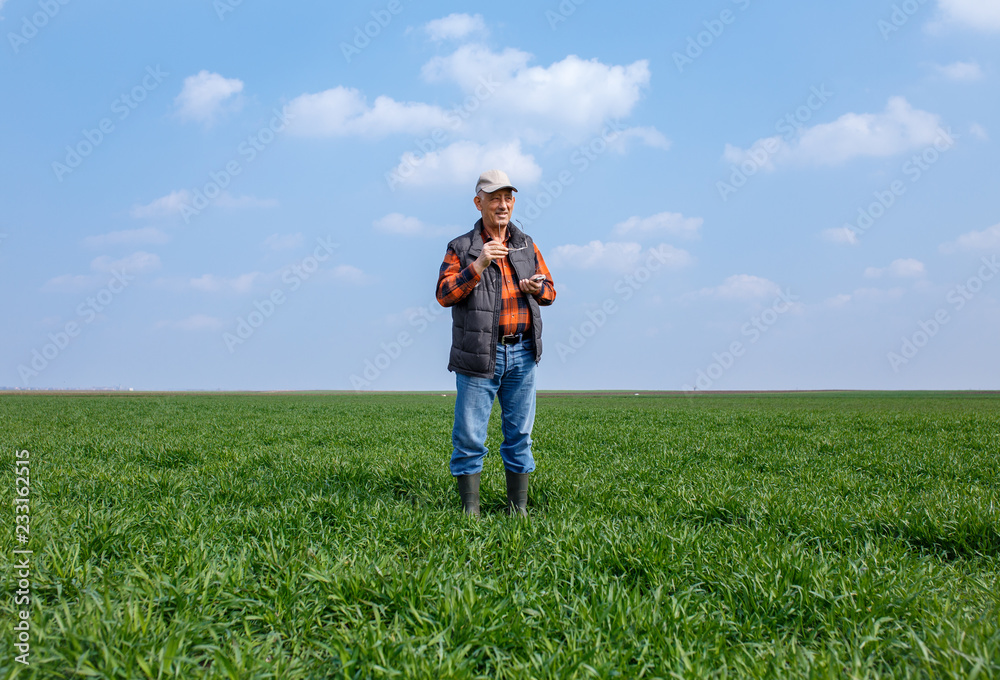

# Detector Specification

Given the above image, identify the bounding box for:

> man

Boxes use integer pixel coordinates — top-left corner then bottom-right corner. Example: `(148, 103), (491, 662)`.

(436, 169), (556, 517)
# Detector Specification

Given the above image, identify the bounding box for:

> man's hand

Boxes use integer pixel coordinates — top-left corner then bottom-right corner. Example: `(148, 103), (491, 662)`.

(519, 275), (545, 296)
(473, 241), (509, 275)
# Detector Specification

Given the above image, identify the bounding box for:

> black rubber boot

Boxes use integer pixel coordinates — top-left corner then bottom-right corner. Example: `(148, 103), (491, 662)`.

(505, 469), (529, 517)
(456, 473), (481, 517)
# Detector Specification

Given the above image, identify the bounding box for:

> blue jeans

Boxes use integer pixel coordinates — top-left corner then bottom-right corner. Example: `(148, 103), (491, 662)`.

(451, 338), (537, 476)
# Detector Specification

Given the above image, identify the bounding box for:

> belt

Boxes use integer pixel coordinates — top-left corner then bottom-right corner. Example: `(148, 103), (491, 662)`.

(500, 333), (523, 345)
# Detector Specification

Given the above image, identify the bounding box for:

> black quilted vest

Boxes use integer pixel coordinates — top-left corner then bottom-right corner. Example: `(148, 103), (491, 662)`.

(445, 220), (544, 378)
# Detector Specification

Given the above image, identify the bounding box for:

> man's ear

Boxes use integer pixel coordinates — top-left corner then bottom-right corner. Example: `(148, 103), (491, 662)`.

(473, 194), (482, 212)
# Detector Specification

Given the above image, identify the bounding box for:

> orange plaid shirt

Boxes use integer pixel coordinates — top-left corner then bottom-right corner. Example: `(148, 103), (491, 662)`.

(436, 228), (556, 336)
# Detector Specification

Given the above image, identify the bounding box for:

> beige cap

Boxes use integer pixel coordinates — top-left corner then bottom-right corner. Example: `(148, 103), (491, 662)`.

(475, 169), (517, 195)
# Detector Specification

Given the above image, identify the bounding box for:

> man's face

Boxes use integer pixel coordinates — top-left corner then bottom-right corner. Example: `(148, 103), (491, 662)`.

(475, 189), (515, 232)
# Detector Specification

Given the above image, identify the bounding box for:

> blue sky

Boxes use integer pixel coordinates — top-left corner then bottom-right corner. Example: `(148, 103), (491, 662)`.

(1, 0), (998, 391)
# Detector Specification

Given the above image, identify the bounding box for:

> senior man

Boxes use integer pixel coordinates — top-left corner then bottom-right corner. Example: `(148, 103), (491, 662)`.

(436, 170), (556, 517)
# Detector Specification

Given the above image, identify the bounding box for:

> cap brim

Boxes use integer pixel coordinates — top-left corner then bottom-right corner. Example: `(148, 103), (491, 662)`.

(478, 184), (518, 193)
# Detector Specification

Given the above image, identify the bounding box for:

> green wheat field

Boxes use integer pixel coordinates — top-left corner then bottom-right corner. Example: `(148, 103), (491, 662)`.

(1, 391), (998, 679)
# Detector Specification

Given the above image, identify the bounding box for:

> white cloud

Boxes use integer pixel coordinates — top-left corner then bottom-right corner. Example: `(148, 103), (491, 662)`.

(825, 294), (853, 308)
(422, 45), (656, 142)
(647, 244), (693, 269)
(821, 226), (860, 246)
(83, 227), (169, 249)
(939, 223), (1000, 253)
(131, 190), (274, 218)
(722, 140), (780, 172)
(425, 13), (486, 41)
(549, 241), (691, 273)
(175, 71), (244, 123)
(932, 60), (983, 80)
(613, 212), (702, 239)
(155, 315), (225, 332)
(725, 97), (945, 168)
(864, 258), (926, 278)
(286, 44), (665, 153)
(936, 0), (1000, 31)
(374, 213), (424, 236)
(608, 126), (672, 152)
(422, 44), (531, 89)
(851, 287), (907, 303)
(372, 213), (450, 238)
(42, 251), (161, 292)
(970, 123), (989, 140)
(189, 273), (259, 294)
(332, 264), (370, 285)
(550, 241), (641, 271)
(42, 274), (99, 293)
(215, 193), (278, 209)
(131, 190), (192, 219)
(389, 140), (542, 188)
(825, 287), (906, 307)
(263, 233), (304, 251)
(91, 251), (161, 274)
(698, 275), (782, 301)
(286, 86), (450, 138)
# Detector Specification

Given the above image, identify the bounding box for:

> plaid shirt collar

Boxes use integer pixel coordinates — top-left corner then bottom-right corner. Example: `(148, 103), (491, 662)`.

(472, 218), (527, 254)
